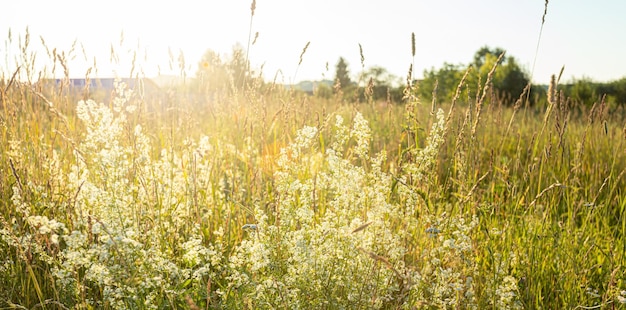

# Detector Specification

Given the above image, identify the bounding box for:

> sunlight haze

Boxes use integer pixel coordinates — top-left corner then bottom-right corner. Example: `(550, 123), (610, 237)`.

(2, 0), (626, 85)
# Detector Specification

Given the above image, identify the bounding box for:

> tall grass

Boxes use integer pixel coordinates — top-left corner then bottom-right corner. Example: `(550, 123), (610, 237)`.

(2, 19), (626, 310)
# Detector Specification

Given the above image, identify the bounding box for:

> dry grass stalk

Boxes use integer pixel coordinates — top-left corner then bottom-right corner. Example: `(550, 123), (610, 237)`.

(29, 87), (69, 126)
(462, 171), (490, 203)
(499, 83), (531, 153)
(356, 247), (402, 280)
(252, 31), (259, 45)
(298, 41), (310, 66)
(405, 64), (413, 89)
(365, 77), (374, 103)
(351, 222), (372, 234)
(446, 67), (471, 127)
(529, 182), (564, 207)
(430, 79), (438, 115)
(471, 51), (505, 138)
(185, 296), (200, 310)
(411, 32), (416, 58)
(359, 43), (365, 69)
(245, 0), (257, 89)
(527, 0), (549, 105)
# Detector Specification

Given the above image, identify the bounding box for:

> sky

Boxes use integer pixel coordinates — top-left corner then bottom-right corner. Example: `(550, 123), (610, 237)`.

(2, 0), (626, 85)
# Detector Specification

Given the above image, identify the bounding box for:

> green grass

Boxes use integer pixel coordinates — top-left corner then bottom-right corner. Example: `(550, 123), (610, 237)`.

(2, 36), (626, 310)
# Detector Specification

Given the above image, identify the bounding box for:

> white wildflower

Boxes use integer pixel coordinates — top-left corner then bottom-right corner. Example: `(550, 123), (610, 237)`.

(332, 114), (349, 151)
(351, 112), (371, 159)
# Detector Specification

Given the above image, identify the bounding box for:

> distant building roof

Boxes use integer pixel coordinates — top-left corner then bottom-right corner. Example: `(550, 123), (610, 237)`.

(48, 77), (159, 91)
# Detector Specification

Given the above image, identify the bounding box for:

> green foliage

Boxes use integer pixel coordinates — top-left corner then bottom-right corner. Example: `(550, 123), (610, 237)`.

(334, 57), (353, 90)
(492, 56), (529, 103)
(419, 62), (467, 104)
(419, 46), (530, 105)
(561, 77), (626, 109)
(2, 34), (626, 310)
(2, 68), (626, 309)
(357, 66), (403, 103)
(473, 46), (506, 69)
(568, 77), (597, 105)
(610, 77), (626, 103)
(314, 81), (333, 99)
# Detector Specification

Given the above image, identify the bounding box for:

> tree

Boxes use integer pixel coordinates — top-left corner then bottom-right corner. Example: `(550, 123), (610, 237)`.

(360, 66), (402, 101)
(228, 44), (249, 89)
(418, 63), (466, 104)
(568, 77), (597, 105)
(196, 49), (229, 92)
(472, 49), (529, 103)
(195, 44), (250, 93)
(334, 57), (352, 89)
(314, 82), (333, 99)
(495, 56), (528, 102)
(417, 46), (530, 105)
(473, 46), (505, 69)
(610, 77), (626, 105)
(560, 77), (626, 109)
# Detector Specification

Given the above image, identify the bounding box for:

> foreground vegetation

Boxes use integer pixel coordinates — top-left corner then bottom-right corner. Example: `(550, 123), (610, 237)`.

(2, 52), (626, 308)
(2, 2), (626, 304)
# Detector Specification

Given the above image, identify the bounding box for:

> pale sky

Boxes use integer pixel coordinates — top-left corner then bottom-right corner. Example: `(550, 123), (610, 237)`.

(2, 0), (625, 85)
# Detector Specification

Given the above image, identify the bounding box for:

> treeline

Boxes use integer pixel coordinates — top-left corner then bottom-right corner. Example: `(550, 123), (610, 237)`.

(307, 46), (534, 105)
(561, 77), (626, 108)
(191, 45), (626, 108)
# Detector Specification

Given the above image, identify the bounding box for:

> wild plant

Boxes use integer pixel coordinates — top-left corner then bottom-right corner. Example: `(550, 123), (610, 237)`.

(2, 9), (626, 307)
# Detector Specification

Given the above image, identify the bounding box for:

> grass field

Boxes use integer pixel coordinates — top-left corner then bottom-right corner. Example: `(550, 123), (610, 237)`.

(1, 27), (626, 309)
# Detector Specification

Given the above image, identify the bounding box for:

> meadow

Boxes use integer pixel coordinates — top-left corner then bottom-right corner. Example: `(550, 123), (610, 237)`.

(1, 28), (626, 310)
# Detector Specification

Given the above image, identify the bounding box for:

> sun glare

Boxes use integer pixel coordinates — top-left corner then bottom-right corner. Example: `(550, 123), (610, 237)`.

(2, 1), (261, 81)
(2, 1), (626, 85)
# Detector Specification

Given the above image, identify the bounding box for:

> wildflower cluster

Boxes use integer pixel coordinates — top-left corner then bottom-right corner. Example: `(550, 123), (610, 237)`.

(225, 112), (522, 308)
(4, 82), (229, 308)
(2, 26), (625, 309)
(413, 214), (480, 307)
(404, 108), (446, 183)
(228, 113), (415, 308)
